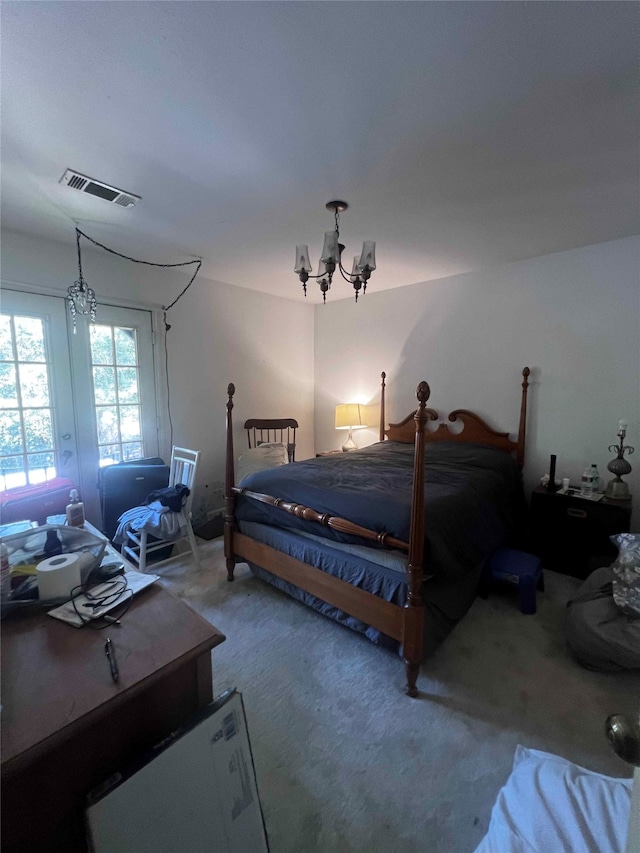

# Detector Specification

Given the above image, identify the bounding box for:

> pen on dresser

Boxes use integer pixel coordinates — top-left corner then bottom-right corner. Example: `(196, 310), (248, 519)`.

(104, 637), (119, 683)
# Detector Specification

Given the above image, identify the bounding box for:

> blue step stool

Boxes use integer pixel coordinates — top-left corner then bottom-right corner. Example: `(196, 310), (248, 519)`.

(486, 548), (543, 615)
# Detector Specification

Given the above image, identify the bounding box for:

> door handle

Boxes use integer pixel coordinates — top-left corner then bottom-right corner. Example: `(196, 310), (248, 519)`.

(61, 450), (73, 465)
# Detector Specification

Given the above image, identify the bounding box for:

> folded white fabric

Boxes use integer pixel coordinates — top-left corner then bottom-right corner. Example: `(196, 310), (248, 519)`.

(474, 745), (631, 853)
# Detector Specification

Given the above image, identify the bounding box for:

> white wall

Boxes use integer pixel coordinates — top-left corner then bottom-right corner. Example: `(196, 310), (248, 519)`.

(1, 229), (315, 519)
(3, 229), (638, 531)
(314, 237), (640, 531)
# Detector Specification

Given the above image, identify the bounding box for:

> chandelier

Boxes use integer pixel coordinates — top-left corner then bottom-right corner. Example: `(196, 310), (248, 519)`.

(67, 228), (97, 333)
(294, 201), (376, 303)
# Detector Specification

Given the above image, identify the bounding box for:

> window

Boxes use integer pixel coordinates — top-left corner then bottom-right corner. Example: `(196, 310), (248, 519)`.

(0, 313), (56, 489)
(90, 324), (144, 466)
(0, 290), (159, 524)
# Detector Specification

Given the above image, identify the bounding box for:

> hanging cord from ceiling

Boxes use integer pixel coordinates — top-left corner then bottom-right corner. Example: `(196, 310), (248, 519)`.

(75, 228), (202, 449)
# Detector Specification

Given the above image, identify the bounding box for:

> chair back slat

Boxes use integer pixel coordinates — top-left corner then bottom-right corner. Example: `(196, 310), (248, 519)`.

(169, 446), (200, 517)
(243, 419), (298, 462)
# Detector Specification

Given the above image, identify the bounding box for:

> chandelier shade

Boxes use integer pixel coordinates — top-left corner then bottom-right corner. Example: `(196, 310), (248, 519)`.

(317, 260), (330, 293)
(294, 201), (376, 303)
(358, 241), (377, 273)
(320, 230), (340, 266)
(294, 244), (312, 275)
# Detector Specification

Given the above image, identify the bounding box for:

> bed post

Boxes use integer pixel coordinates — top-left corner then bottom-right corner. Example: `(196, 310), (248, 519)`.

(379, 371), (386, 442)
(224, 383), (237, 582)
(403, 380), (429, 697)
(516, 367), (530, 470)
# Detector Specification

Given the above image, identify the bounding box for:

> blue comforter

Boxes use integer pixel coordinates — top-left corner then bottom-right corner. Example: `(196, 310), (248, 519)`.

(235, 440), (525, 583)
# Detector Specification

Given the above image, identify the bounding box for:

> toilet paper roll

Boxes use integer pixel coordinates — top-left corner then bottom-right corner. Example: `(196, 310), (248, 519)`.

(36, 553), (83, 600)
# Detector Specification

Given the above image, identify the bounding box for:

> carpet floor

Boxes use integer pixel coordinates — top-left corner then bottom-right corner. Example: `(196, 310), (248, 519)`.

(155, 539), (639, 853)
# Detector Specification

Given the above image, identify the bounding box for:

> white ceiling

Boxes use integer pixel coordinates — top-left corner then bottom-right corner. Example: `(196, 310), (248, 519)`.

(2, 2), (638, 303)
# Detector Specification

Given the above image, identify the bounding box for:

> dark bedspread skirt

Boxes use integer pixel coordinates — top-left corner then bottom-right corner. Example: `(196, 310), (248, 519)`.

(238, 520), (482, 658)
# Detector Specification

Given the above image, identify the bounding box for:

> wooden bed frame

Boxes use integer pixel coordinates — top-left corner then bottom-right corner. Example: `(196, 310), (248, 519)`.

(224, 367), (530, 696)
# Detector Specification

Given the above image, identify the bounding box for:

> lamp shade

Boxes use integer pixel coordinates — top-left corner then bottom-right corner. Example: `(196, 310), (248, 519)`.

(335, 404), (365, 430)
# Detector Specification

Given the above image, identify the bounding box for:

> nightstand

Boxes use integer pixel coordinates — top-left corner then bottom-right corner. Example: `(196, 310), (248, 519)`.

(315, 450), (344, 457)
(529, 485), (632, 578)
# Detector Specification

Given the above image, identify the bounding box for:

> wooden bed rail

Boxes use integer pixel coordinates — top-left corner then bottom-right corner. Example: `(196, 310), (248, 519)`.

(232, 486), (411, 552)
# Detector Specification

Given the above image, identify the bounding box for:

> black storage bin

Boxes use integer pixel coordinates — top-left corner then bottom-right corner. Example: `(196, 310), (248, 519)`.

(97, 458), (171, 556)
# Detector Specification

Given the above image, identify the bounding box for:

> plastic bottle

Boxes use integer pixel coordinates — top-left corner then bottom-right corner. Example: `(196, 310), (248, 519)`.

(66, 489), (85, 527)
(43, 528), (63, 558)
(590, 464), (600, 493)
(580, 467), (594, 498)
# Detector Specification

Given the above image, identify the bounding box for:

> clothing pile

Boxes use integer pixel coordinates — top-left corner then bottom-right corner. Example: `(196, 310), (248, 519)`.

(112, 484), (190, 546)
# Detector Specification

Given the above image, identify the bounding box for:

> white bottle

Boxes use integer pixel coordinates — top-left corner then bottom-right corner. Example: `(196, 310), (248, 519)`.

(590, 464), (600, 493)
(580, 467), (594, 498)
(66, 489), (85, 527)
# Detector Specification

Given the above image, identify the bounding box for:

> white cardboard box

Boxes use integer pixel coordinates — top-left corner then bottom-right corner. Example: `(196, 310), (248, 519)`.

(86, 690), (269, 853)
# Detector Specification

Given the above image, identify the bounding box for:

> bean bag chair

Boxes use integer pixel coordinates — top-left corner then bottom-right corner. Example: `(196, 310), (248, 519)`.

(563, 565), (640, 672)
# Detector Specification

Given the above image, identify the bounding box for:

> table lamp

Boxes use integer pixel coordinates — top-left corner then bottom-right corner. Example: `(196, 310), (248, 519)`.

(605, 420), (634, 500)
(335, 404), (365, 451)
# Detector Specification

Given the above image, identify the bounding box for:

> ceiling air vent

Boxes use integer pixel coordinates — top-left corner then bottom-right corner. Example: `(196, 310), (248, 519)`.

(59, 169), (141, 208)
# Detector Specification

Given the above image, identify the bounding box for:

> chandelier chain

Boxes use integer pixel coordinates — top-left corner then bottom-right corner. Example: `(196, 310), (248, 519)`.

(76, 228), (85, 282)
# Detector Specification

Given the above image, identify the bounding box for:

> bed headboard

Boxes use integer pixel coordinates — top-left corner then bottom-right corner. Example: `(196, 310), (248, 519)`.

(379, 367), (530, 469)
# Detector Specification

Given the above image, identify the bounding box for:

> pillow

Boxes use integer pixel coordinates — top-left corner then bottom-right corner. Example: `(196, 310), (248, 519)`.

(610, 533), (640, 616)
(236, 443), (288, 485)
(474, 746), (631, 853)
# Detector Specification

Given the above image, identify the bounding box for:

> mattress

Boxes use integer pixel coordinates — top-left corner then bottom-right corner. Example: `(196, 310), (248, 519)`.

(236, 440), (526, 584)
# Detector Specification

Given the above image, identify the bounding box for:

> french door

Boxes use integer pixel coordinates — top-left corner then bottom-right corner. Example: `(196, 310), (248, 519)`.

(0, 289), (159, 525)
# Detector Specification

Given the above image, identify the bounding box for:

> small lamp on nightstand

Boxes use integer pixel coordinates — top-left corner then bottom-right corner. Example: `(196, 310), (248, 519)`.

(605, 420), (635, 500)
(335, 404), (366, 451)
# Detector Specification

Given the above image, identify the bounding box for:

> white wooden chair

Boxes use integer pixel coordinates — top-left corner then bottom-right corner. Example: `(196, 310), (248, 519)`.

(122, 446), (201, 572)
